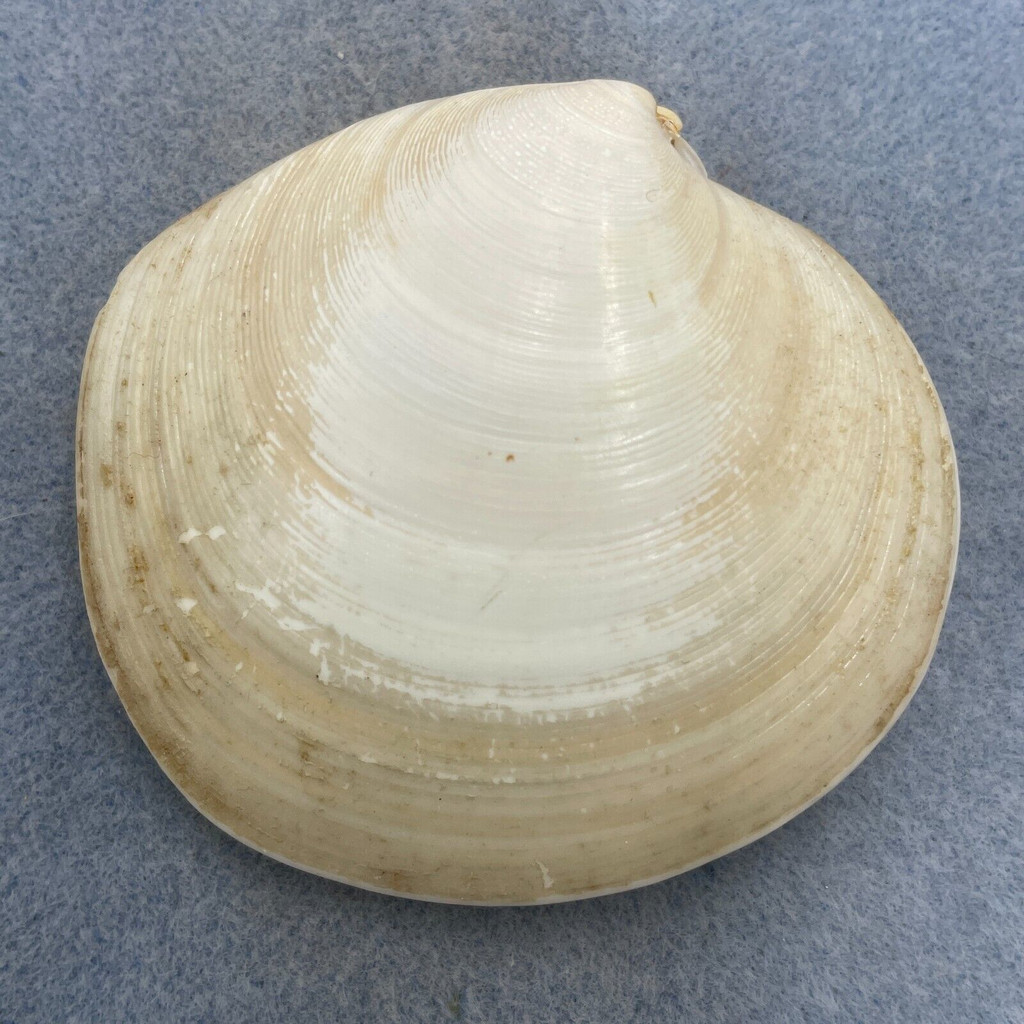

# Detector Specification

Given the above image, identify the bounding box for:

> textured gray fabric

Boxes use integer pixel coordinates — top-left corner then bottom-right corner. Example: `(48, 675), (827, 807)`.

(1, 1), (1021, 1021)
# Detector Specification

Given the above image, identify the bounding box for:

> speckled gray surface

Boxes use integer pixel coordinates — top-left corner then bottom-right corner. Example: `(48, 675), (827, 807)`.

(1, 1), (1022, 1021)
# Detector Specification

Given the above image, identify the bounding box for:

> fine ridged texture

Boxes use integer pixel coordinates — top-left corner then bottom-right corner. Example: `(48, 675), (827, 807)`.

(76, 79), (958, 904)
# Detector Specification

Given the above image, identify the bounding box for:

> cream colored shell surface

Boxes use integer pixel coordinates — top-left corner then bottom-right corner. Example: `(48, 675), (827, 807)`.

(77, 80), (959, 904)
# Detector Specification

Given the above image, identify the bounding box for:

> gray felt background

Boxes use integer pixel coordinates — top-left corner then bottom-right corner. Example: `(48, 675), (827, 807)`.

(2, 1), (1022, 1021)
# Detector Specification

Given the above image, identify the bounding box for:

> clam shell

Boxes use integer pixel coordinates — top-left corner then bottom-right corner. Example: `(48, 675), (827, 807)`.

(77, 80), (958, 904)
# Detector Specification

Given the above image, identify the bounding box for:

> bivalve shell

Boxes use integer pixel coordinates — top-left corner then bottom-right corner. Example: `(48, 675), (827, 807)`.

(77, 80), (959, 903)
